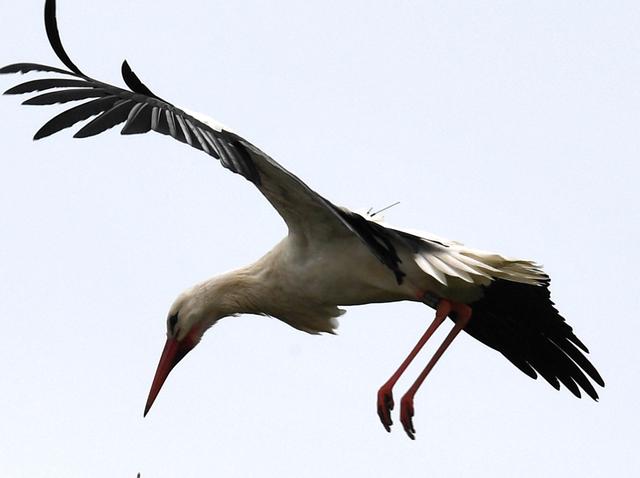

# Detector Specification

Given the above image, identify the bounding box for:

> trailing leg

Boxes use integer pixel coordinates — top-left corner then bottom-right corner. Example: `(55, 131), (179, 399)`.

(399, 302), (472, 439)
(376, 299), (451, 432)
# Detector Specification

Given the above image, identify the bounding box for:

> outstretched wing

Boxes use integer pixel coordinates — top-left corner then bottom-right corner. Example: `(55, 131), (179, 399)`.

(1, 0), (409, 283)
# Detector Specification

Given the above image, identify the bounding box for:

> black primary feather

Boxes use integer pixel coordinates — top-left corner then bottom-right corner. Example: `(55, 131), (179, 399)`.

(121, 60), (164, 101)
(0, 62), (73, 76)
(73, 99), (136, 138)
(44, 0), (86, 77)
(34, 96), (120, 139)
(4, 78), (92, 95)
(22, 88), (107, 105)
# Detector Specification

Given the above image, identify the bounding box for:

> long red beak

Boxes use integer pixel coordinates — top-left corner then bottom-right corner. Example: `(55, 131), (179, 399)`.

(144, 336), (195, 416)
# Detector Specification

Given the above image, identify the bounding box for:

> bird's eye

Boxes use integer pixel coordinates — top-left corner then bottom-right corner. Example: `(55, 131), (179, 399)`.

(168, 313), (179, 333)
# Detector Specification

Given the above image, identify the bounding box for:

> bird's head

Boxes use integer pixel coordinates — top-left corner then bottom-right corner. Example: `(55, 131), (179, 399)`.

(143, 285), (225, 416)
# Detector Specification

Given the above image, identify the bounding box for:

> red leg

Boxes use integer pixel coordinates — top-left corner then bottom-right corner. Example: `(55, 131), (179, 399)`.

(377, 299), (451, 432)
(400, 302), (472, 439)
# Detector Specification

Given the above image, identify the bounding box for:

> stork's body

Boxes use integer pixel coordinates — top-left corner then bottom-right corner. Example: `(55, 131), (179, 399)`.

(208, 223), (544, 335)
(2, 0), (604, 440)
(182, 232), (422, 337)
(263, 233), (407, 310)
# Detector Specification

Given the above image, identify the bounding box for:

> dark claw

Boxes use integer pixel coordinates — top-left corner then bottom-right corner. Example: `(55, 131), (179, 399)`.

(377, 387), (395, 432)
(400, 395), (416, 440)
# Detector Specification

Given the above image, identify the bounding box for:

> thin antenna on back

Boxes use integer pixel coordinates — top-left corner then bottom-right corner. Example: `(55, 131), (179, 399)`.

(370, 201), (400, 217)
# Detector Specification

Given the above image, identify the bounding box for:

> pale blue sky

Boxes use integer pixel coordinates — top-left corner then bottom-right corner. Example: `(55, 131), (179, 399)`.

(1, 1), (638, 477)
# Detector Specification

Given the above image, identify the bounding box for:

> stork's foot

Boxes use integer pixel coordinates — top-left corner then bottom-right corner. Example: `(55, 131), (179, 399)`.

(377, 384), (395, 432)
(400, 393), (416, 440)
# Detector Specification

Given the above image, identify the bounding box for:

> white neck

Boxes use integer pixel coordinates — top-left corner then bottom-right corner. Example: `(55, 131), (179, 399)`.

(192, 244), (284, 318)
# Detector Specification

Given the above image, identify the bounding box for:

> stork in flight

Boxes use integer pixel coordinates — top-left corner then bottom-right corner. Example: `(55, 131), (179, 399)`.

(2, 0), (604, 439)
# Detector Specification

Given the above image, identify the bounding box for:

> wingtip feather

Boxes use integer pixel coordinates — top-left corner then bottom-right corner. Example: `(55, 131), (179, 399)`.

(44, 0), (85, 77)
(121, 59), (161, 100)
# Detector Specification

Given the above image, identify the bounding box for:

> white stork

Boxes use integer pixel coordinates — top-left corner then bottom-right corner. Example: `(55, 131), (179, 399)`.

(1, 0), (603, 439)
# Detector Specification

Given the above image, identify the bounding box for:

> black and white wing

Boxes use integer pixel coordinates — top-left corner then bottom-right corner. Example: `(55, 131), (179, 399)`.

(1, 0), (410, 283)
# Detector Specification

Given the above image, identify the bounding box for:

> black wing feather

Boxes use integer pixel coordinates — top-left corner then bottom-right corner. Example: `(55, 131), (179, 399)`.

(44, 0), (85, 77)
(34, 96), (120, 139)
(0, 62), (74, 76)
(74, 99), (136, 138)
(121, 103), (152, 135)
(150, 106), (161, 131)
(465, 279), (604, 400)
(175, 115), (193, 146)
(186, 118), (209, 153)
(503, 356), (538, 380)
(200, 129), (221, 159)
(4, 78), (97, 95)
(551, 337), (604, 386)
(23, 88), (108, 105)
(121, 60), (163, 101)
(548, 342), (598, 399)
(228, 140), (258, 180)
(165, 110), (177, 138)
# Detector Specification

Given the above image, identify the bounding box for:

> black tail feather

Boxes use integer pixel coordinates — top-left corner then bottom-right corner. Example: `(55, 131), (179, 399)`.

(462, 279), (604, 400)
